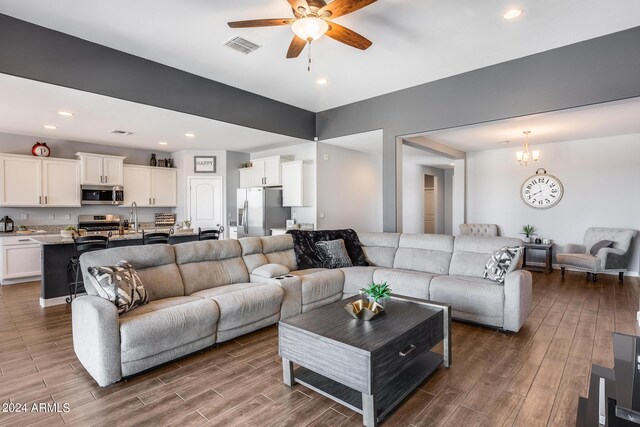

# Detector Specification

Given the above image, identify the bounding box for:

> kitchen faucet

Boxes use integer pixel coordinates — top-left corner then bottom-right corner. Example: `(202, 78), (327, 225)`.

(129, 201), (139, 233)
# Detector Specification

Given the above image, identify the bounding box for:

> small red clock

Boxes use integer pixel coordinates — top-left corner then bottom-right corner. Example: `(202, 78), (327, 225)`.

(32, 142), (51, 157)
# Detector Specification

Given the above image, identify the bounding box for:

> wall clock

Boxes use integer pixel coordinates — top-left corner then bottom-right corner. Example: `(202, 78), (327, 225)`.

(520, 168), (564, 209)
(32, 142), (51, 157)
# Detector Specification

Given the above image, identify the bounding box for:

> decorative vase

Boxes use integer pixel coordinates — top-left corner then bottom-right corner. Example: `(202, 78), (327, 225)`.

(150, 154), (157, 167)
(524, 236), (531, 243)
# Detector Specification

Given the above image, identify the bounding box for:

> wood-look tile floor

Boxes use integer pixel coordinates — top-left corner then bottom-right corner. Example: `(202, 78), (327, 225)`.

(0, 272), (638, 426)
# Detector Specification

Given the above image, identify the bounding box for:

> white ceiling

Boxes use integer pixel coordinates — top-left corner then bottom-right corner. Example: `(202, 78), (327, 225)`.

(424, 97), (640, 152)
(2, 0), (640, 111)
(319, 129), (383, 155)
(0, 74), (304, 152)
(402, 145), (453, 169)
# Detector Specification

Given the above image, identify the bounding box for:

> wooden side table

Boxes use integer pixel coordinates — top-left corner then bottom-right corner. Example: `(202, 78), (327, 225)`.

(522, 242), (553, 273)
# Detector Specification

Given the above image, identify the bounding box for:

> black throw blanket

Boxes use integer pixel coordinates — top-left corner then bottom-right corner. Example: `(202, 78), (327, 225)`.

(287, 229), (369, 270)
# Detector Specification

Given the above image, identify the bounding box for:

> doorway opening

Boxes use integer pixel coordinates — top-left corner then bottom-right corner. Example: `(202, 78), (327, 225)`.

(423, 174), (436, 233)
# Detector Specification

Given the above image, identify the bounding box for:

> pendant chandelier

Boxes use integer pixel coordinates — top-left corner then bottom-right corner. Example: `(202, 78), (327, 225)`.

(516, 130), (539, 166)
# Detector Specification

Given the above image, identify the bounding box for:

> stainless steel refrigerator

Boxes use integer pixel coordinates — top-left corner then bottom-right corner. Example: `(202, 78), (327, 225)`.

(237, 187), (290, 238)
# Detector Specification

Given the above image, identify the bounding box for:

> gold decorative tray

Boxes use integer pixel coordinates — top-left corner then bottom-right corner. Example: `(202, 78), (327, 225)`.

(344, 299), (385, 321)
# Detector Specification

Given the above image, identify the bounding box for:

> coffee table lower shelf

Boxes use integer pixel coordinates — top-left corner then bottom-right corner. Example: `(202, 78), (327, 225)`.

(293, 351), (443, 423)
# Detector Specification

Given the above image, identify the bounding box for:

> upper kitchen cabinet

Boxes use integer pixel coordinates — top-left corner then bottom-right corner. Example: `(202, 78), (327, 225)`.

(239, 168), (252, 189)
(247, 156), (290, 187)
(282, 160), (314, 207)
(0, 154), (81, 207)
(123, 165), (177, 207)
(76, 152), (125, 186)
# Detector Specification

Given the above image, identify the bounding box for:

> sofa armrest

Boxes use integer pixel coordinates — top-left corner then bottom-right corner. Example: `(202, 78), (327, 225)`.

(503, 270), (532, 332)
(250, 274), (302, 320)
(72, 296), (121, 387)
(560, 243), (587, 254)
(597, 247), (628, 270)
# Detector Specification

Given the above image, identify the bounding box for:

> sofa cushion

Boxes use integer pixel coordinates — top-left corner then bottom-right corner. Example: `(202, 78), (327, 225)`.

(289, 268), (327, 276)
(430, 275), (505, 319)
(296, 269), (344, 307)
(119, 298), (218, 364)
(340, 266), (378, 295)
(358, 232), (400, 268)
(257, 235), (297, 271)
(119, 296), (203, 319)
(252, 263), (290, 279)
(449, 236), (524, 278)
(288, 229), (368, 269)
(192, 283), (284, 333)
(239, 237), (268, 272)
(87, 261), (149, 314)
(80, 244), (184, 300)
(556, 253), (601, 270)
(483, 247), (522, 283)
(393, 234), (454, 275)
(372, 268), (435, 299)
(174, 240), (249, 294)
(315, 239), (353, 269)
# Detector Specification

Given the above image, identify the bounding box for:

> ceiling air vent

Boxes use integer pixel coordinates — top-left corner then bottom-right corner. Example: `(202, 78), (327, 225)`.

(224, 36), (261, 55)
(109, 130), (134, 136)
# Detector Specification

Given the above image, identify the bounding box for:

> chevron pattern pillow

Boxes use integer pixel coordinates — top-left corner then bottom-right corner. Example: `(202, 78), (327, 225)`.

(483, 246), (522, 283)
(87, 260), (149, 314)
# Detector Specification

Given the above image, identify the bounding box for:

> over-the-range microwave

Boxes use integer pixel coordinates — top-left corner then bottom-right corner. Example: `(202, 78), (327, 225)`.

(81, 185), (124, 205)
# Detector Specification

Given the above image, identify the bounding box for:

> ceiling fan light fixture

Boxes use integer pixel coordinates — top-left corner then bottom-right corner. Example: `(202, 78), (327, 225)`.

(504, 9), (524, 20)
(292, 17), (329, 42)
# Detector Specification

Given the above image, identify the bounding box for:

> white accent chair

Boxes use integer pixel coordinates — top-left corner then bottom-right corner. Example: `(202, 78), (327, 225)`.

(459, 224), (499, 237)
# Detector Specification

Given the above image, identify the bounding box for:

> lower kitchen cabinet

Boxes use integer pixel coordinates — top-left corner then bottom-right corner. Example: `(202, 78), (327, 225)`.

(0, 236), (42, 285)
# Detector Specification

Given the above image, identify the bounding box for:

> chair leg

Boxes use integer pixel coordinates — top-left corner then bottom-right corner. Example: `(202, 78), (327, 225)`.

(619, 272), (624, 284)
(592, 273), (598, 283)
(560, 267), (565, 277)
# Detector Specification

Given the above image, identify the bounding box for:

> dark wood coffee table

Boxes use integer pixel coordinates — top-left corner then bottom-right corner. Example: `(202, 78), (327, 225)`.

(279, 294), (451, 427)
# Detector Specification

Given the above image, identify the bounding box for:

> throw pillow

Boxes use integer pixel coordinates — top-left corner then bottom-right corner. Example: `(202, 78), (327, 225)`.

(252, 263), (290, 279)
(315, 239), (353, 269)
(483, 246), (523, 283)
(87, 260), (149, 314)
(590, 240), (613, 256)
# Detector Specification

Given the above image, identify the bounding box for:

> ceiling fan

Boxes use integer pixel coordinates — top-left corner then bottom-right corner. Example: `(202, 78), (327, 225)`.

(228, 0), (376, 60)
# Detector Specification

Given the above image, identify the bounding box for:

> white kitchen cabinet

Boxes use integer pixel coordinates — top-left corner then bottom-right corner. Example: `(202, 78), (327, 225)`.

(0, 156), (41, 206)
(0, 236), (41, 285)
(42, 158), (81, 206)
(123, 165), (177, 207)
(76, 152), (125, 185)
(151, 168), (177, 207)
(0, 155), (81, 207)
(249, 156), (288, 187)
(123, 166), (152, 206)
(282, 160), (313, 207)
(239, 168), (252, 189)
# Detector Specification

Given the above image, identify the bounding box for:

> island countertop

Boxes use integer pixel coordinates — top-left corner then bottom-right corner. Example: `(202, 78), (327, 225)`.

(32, 230), (198, 245)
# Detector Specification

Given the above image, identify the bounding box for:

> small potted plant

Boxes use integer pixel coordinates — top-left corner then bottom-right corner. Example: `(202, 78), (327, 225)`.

(360, 281), (392, 308)
(61, 225), (77, 239)
(520, 224), (536, 243)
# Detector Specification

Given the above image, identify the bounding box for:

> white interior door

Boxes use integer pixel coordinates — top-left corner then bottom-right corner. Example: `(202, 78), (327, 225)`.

(188, 176), (223, 231)
(424, 188), (436, 234)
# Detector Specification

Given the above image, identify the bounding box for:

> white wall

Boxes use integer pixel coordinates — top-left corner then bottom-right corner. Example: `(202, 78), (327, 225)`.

(444, 169), (454, 234)
(250, 142), (316, 226)
(316, 142), (383, 232)
(402, 159), (445, 234)
(466, 133), (640, 274)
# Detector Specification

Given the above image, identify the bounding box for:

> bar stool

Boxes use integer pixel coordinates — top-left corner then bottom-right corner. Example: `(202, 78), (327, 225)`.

(198, 225), (224, 241)
(66, 234), (110, 304)
(142, 230), (171, 245)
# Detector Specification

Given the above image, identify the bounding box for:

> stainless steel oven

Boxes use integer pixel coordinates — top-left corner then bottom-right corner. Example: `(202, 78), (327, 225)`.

(81, 185), (124, 205)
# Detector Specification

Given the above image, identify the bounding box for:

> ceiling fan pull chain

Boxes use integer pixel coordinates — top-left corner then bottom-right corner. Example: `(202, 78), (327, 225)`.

(307, 40), (312, 72)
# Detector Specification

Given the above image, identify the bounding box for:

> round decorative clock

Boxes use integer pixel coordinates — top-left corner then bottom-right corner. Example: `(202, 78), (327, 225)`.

(520, 168), (564, 209)
(32, 142), (51, 157)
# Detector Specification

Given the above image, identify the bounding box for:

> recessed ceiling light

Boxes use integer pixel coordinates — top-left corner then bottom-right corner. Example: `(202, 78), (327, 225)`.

(503, 9), (524, 19)
(185, 133), (195, 138)
(44, 125), (57, 129)
(449, 163), (455, 166)
(316, 78), (328, 85)
(158, 141), (168, 146)
(58, 111), (74, 117)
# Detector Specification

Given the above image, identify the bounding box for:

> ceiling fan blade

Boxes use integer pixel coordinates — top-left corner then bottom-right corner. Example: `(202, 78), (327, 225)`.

(326, 22), (372, 50)
(318, 0), (377, 19)
(287, 35), (308, 58)
(228, 18), (295, 28)
(286, 0), (310, 15)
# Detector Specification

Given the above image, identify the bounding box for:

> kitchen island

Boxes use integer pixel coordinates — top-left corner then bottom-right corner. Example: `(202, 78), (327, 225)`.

(34, 231), (199, 307)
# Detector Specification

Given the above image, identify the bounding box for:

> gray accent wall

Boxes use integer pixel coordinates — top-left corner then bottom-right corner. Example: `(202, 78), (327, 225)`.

(0, 14), (316, 140)
(316, 26), (640, 231)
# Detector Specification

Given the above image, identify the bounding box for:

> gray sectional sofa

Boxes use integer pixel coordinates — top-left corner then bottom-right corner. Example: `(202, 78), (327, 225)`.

(75, 232), (531, 386)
